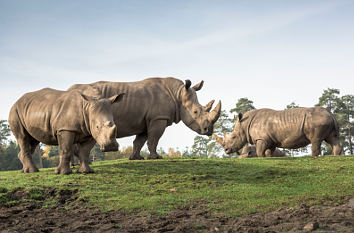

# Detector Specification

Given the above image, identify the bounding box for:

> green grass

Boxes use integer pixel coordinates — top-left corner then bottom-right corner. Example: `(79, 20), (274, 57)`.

(0, 156), (353, 216)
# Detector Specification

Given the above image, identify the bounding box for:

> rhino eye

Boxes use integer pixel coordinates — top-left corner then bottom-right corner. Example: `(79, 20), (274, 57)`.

(232, 136), (236, 139)
(193, 110), (198, 114)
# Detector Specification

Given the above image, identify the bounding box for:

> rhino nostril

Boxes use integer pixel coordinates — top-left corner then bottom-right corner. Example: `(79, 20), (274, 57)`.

(204, 127), (207, 131)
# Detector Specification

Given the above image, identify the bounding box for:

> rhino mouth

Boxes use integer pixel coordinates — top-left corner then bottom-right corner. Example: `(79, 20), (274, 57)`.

(100, 142), (118, 152)
(225, 148), (234, 154)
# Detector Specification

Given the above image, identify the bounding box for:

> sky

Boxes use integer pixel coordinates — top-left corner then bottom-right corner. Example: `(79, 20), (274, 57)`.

(0, 0), (353, 151)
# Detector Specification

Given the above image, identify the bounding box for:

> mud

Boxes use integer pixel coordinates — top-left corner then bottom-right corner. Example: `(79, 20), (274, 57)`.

(0, 189), (353, 233)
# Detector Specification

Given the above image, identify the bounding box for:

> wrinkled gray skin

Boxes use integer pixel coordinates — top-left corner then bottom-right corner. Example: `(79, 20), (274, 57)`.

(8, 88), (124, 174)
(68, 77), (221, 160)
(214, 107), (342, 157)
(238, 145), (285, 158)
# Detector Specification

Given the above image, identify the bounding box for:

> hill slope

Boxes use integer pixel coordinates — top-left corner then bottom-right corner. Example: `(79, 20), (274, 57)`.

(1, 156), (353, 216)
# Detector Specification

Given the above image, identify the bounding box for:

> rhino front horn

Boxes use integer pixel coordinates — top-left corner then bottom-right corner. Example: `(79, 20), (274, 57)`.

(213, 134), (223, 145)
(209, 100), (221, 123)
(203, 100), (215, 112)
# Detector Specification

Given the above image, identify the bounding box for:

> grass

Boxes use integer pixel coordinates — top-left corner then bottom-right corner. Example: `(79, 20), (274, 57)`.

(0, 156), (353, 216)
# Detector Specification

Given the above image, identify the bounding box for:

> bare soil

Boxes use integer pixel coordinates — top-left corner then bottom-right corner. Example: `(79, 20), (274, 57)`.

(0, 188), (353, 233)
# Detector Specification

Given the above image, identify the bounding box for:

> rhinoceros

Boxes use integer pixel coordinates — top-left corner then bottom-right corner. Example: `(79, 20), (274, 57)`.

(68, 77), (221, 160)
(8, 88), (124, 174)
(214, 107), (342, 157)
(237, 145), (285, 158)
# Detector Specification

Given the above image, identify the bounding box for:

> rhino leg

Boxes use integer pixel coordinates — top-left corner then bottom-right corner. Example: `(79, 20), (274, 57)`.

(55, 131), (75, 175)
(311, 140), (322, 157)
(18, 138), (39, 173)
(255, 140), (267, 157)
(12, 123), (39, 173)
(129, 133), (147, 160)
(147, 120), (167, 159)
(77, 139), (96, 174)
(325, 134), (342, 155)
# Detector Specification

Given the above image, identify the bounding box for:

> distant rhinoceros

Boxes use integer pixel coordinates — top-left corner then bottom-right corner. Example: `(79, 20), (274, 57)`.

(237, 145), (285, 158)
(68, 77), (221, 160)
(214, 107), (342, 157)
(8, 88), (124, 174)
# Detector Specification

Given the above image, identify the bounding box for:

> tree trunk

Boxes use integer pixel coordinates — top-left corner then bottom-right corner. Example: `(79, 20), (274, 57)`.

(348, 114), (353, 155)
(36, 145), (43, 168)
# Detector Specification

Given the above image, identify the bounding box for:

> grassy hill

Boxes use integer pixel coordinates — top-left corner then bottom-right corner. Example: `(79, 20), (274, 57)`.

(0, 156), (353, 216)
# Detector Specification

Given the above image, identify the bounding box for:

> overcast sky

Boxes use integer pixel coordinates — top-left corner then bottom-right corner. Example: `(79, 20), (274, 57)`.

(1, 0), (353, 151)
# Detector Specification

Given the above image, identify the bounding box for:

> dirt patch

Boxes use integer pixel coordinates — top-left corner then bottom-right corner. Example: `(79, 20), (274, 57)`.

(0, 190), (353, 233)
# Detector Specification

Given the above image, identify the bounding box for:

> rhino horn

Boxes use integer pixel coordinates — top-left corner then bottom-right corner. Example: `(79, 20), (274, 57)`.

(213, 134), (223, 145)
(203, 100), (215, 112)
(192, 80), (204, 91)
(209, 100), (221, 124)
(223, 131), (227, 138)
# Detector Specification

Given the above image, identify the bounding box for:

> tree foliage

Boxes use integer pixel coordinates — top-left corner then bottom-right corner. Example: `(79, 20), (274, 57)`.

(317, 89), (353, 155)
(0, 120), (11, 147)
(230, 98), (255, 115)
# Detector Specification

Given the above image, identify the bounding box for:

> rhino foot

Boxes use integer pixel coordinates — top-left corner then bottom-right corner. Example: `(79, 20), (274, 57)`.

(77, 166), (95, 174)
(55, 166), (72, 175)
(129, 154), (145, 160)
(21, 166), (39, 173)
(147, 154), (163, 159)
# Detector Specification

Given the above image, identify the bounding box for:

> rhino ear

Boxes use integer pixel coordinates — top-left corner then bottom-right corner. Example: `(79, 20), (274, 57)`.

(185, 79), (192, 90)
(109, 93), (125, 104)
(80, 93), (96, 102)
(192, 80), (204, 91)
(238, 113), (243, 121)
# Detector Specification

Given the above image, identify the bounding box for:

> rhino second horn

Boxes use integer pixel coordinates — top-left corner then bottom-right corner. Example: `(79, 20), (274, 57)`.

(213, 134), (223, 145)
(203, 100), (215, 112)
(209, 100), (221, 124)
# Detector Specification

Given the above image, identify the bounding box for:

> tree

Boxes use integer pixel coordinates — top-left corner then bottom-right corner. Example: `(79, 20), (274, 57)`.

(338, 95), (354, 155)
(316, 88), (341, 113)
(213, 110), (234, 134)
(0, 141), (21, 171)
(230, 98), (255, 115)
(286, 102), (299, 109)
(0, 120), (11, 148)
(316, 88), (353, 155)
(191, 136), (209, 158)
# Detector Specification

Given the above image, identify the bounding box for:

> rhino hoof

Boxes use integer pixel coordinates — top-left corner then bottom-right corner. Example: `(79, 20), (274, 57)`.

(22, 167), (39, 173)
(77, 167), (95, 174)
(147, 155), (163, 160)
(55, 167), (72, 175)
(129, 155), (145, 160)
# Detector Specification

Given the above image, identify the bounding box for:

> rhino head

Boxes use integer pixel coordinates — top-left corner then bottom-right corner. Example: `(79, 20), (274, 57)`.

(213, 113), (247, 154)
(81, 93), (125, 152)
(179, 80), (221, 136)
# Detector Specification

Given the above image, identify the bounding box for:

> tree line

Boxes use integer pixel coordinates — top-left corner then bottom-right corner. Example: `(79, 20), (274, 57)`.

(0, 88), (353, 171)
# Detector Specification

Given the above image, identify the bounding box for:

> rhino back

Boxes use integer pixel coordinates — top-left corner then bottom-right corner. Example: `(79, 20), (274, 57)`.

(11, 88), (87, 145)
(70, 78), (182, 137)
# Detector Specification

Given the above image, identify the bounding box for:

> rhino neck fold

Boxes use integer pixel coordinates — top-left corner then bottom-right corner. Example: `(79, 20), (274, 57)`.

(82, 102), (92, 136)
(242, 112), (257, 145)
(165, 84), (184, 124)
